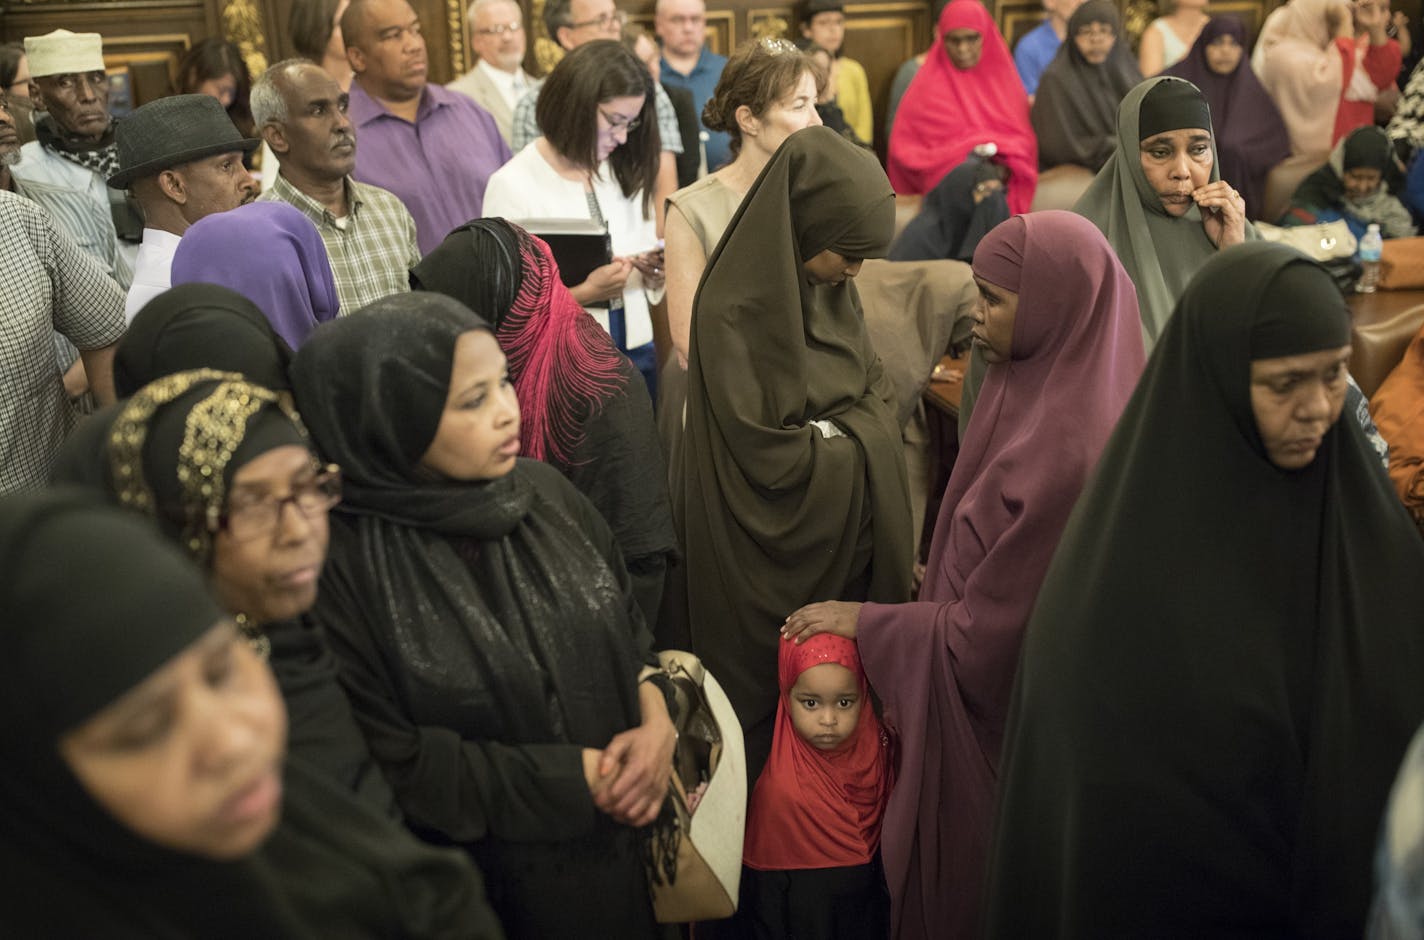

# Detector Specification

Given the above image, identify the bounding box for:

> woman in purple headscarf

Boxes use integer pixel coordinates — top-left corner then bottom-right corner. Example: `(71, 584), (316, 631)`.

(1166, 15), (1291, 219)
(170, 201), (339, 348)
(782, 210), (1147, 940)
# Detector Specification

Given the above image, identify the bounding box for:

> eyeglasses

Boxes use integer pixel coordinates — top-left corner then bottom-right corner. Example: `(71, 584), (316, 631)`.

(599, 106), (642, 132)
(474, 20), (523, 35)
(219, 464), (342, 542)
(1074, 23), (1115, 39)
(568, 8), (627, 30)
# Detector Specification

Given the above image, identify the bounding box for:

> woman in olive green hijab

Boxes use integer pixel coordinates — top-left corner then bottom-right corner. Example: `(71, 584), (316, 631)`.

(1073, 75), (1252, 348)
(666, 125), (914, 781)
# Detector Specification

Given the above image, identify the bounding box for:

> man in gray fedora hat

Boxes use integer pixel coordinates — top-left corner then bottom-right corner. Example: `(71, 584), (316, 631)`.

(109, 92), (259, 320)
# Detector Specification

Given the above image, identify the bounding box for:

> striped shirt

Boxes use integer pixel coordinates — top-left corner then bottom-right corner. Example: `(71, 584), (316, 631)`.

(261, 174), (421, 315)
(0, 190), (125, 492)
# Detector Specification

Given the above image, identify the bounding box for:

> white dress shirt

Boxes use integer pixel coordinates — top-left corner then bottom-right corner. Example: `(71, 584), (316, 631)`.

(125, 227), (182, 322)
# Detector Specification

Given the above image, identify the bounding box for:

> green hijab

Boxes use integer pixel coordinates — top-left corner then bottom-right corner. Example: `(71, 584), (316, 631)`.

(1073, 75), (1257, 349)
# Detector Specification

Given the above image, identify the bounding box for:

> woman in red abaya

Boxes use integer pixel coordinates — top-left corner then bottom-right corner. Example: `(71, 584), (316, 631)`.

(887, 0), (1038, 213)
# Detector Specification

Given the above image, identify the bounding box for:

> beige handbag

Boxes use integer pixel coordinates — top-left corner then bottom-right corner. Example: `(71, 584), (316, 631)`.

(1254, 220), (1358, 262)
(645, 650), (746, 924)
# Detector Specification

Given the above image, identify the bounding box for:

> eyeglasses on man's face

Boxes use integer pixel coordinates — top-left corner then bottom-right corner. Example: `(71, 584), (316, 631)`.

(474, 20), (523, 35)
(568, 8), (627, 30)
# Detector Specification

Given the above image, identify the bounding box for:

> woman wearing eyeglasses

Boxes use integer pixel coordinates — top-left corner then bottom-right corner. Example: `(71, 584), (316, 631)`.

(52, 360), (401, 824)
(483, 40), (665, 400)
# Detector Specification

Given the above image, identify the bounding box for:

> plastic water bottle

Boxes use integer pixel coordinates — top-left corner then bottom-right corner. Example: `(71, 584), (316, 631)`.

(1358, 223), (1383, 294)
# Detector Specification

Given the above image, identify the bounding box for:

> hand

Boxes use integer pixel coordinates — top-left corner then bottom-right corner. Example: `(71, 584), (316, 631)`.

(972, 179), (1003, 205)
(1391, 9), (1412, 53)
(781, 600), (863, 643)
(574, 259), (633, 304)
(582, 747), (611, 793)
(1194, 180), (1247, 249)
(626, 250), (665, 290)
(595, 703), (675, 828)
(1354, 0), (1388, 38)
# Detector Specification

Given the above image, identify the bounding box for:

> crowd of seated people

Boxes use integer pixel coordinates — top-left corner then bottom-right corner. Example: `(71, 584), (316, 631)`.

(9, 2), (1424, 938)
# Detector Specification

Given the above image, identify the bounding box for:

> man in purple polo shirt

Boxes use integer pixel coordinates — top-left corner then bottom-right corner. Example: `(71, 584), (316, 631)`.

(341, 0), (511, 253)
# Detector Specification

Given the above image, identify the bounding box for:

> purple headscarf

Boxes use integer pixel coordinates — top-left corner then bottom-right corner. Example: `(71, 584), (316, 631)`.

(854, 210), (1146, 939)
(1165, 15), (1292, 218)
(170, 202), (339, 349)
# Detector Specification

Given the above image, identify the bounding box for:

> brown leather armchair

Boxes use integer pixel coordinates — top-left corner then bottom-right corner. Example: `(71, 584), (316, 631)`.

(1350, 290), (1424, 398)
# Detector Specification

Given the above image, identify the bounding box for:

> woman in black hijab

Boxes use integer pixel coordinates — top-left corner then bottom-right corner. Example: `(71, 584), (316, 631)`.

(984, 243), (1424, 937)
(115, 283), (295, 397)
(289, 294), (674, 940)
(1032, 0), (1143, 171)
(666, 125), (914, 782)
(887, 150), (1010, 262)
(51, 370), (399, 820)
(409, 219), (677, 631)
(0, 489), (502, 938)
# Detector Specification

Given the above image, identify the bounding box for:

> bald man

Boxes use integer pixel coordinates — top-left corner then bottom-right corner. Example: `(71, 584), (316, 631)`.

(339, 0), (510, 253)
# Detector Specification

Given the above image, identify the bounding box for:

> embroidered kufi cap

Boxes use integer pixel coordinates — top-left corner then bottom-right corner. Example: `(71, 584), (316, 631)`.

(24, 29), (105, 78)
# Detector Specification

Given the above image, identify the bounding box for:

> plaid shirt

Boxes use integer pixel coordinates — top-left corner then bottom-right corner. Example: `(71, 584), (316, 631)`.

(0, 190), (125, 493)
(261, 175), (421, 315)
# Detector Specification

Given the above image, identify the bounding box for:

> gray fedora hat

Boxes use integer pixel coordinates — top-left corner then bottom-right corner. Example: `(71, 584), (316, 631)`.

(109, 94), (260, 189)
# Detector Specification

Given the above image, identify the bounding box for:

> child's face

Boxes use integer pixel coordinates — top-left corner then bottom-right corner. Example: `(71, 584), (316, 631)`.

(788, 662), (863, 751)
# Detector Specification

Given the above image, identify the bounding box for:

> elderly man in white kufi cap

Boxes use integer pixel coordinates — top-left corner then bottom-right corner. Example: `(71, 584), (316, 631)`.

(12, 29), (140, 281)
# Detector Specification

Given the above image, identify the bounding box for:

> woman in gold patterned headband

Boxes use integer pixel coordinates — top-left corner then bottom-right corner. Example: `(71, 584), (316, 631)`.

(51, 369), (401, 822)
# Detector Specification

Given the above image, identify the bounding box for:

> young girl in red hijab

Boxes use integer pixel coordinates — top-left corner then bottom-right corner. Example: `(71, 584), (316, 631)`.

(740, 634), (892, 940)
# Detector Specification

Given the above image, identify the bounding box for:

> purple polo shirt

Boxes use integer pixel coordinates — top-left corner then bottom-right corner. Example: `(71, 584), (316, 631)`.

(349, 81), (512, 254)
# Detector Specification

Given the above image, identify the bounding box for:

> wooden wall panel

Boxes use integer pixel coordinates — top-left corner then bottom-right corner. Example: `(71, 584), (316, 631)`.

(0, 0), (1333, 119)
(1, 0), (212, 106)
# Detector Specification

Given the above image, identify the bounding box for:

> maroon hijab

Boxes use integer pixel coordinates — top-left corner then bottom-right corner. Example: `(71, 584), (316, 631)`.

(855, 210), (1146, 939)
(1165, 16), (1291, 218)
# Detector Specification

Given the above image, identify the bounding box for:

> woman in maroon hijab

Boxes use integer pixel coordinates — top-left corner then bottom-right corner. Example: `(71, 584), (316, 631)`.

(782, 210), (1147, 939)
(1166, 15), (1291, 219)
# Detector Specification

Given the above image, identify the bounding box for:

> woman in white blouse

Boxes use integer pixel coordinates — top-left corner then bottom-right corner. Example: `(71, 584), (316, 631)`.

(483, 40), (664, 393)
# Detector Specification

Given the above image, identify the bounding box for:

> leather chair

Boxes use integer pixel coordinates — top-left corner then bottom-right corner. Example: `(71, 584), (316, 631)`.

(1030, 164), (1095, 212)
(1349, 290), (1424, 398)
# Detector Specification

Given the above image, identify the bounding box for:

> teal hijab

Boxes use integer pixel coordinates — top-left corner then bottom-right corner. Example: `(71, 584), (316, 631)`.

(1073, 75), (1257, 349)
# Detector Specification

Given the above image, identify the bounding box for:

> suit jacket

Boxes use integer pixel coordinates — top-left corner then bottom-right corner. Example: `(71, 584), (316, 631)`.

(447, 64), (534, 148)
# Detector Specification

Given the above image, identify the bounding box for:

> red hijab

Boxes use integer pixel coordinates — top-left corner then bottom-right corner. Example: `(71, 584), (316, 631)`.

(887, 0), (1037, 213)
(742, 634), (891, 871)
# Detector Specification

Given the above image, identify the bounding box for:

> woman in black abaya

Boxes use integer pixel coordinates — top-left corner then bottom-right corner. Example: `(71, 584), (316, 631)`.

(0, 490), (501, 938)
(985, 243), (1424, 937)
(290, 294), (674, 940)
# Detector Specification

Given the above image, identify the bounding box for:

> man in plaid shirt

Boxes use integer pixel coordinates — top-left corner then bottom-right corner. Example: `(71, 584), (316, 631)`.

(0, 188), (123, 492)
(254, 59), (421, 315)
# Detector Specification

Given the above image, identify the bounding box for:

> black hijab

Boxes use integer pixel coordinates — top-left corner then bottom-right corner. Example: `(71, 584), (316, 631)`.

(985, 243), (1424, 937)
(50, 373), (404, 823)
(289, 295), (647, 840)
(668, 125), (914, 756)
(888, 154), (1010, 262)
(1031, 0), (1143, 171)
(115, 283), (295, 397)
(409, 220), (677, 611)
(0, 491), (503, 939)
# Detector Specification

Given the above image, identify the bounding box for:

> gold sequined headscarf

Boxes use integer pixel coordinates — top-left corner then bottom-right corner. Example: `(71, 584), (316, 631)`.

(106, 369), (311, 563)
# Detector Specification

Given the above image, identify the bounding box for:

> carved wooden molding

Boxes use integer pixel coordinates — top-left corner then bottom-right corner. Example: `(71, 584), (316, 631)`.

(220, 0), (270, 76)
(447, 0), (469, 73)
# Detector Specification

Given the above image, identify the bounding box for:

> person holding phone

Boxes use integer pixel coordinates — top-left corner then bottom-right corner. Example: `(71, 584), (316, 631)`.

(483, 40), (665, 397)
(1072, 76), (1251, 350)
